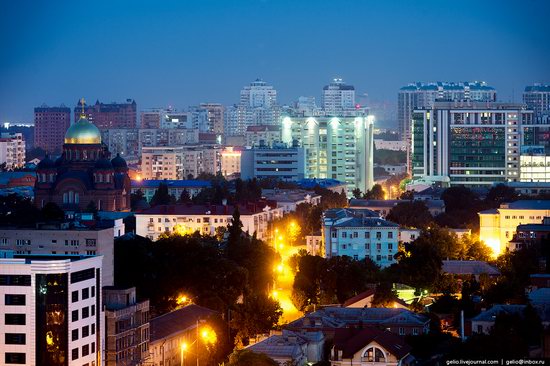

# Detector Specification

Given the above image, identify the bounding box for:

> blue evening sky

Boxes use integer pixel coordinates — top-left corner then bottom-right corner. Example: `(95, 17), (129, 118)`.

(0, 0), (548, 125)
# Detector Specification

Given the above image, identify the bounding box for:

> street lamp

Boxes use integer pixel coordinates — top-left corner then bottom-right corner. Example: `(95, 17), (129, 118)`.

(180, 342), (188, 366)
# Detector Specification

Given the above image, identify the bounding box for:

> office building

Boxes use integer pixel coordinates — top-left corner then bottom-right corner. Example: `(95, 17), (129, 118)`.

(322, 208), (399, 267)
(0, 221), (120, 286)
(240, 146), (305, 181)
(0, 252), (103, 366)
(523, 84), (550, 119)
(245, 125), (282, 147)
(398, 81), (496, 141)
(0, 133), (25, 169)
(322, 78), (356, 115)
(35, 112), (131, 212)
(225, 79), (280, 135)
(76, 99), (137, 130)
(281, 115), (374, 193)
(103, 287), (150, 366)
(34, 105), (71, 153)
(135, 201), (283, 241)
(411, 101), (535, 187)
(479, 200), (550, 255)
(520, 145), (550, 182)
(220, 146), (241, 178)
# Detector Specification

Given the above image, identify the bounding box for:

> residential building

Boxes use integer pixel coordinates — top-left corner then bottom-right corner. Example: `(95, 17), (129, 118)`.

(479, 200), (550, 255)
(160, 109), (191, 129)
(349, 199), (446, 218)
(141, 146), (184, 180)
(241, 146), (306, 181)
(0, 133), (25, 169)
(0, 172), (36, 189)
(374, 139), (407, 151)
(189, 103), (225, 135)
(246, 330), (310, 365)
(520, 145), (550, 182)
(140, 109), (162, 128)
(101, 128), (140, 160)
(0, 221), (119, 286)
(135, 202), (283, 241)
(411, 101), (535, 186)
(322, 78), (356, 115)
(76, 98), (137, 130)
(0, 252), (103, 366)
(330, 327), (414, 366)
(225, 79), (280, 135)
(306, 234), (323, 256)
(147, 304), (217, 366)
(245, 125), (282, 147)
(34, 113), (131, 212)
(523, 84), (550, 119)
(471, 305), (531, 335)
(442, 260), (500, 280)
(294, 96), (319, 116)
(398, 81), (496, 142)
(281, 115), (374, 193)
(138, 128), (199, 151)
(220, 146), (241, 178)
(509, 216), (550, 251)
(286, 307), (430, 339)
(181, 145), (221, 178)
(399, 228), (471, 244)
(377, 164), (407, 176)
(131, 179), (212, 202)
(34, 104), (71, 153)
(322, 208), (399, 267)
(103, 287), (150, 366)
(262, 188), (321, 214)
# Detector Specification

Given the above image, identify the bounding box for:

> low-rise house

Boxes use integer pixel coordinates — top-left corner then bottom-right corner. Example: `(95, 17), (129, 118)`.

(531, 274), (550, 289)
(342, 290), (408, 310)
(399, 228), (471, 244)
(131, 179), (211, 202)
(323, 208), (399, 267)
(509, 216), (550, 251)
(349, 199), (445, 218)
(135, 201), (282, 241)
(442, 260), (500, 280)
(286, 307), (430, 339)
(470, 304), (550, 336)
(330, 327), (414, 366)
(0, 171), (36, 188)
(262, 188), (322, 214)
(306, 234), (323, 256)
(147, 304), (217, 366)
(247, 330), (309, 365)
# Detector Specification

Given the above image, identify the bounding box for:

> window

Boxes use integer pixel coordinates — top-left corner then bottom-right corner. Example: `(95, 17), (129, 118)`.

(82, 325), (89, 338)
(376, 255), (381, 261)
(365, 243), (370, 250)
(71, 268), (95, 284)
(0, 275), (31, 286)
(342, 244), (347, 250)
(353, 232), (358, 238)
(91, 305), (95, 316)
(376, 232), (381, 239)
(477, 325), (483, 333)
(388, 243), (393, 250)
(353, 255), (358, 260)
(82, 288), (89, 300)
(331, 231), (337, 238)
(5, 333), (26, 345)
(82, 307), (89, 319)
(72, 310), (79, 322)
(72, 348), (79, 361)
(376, 243), (381, 250)
(413, 328), (419, 335)
(364, 347), (385, 363)
(91, 323), (95, 335)
(91, 342), (95, 353)
(5, 294), (25, 306)
(82, 344), (90, 357)
(72, 329), (79, 341)
(342, 232), (347, 238)
(91, 286), (95, 297)
(399, 327), (405, 335)
(388, 232), (393, 239)
(5, 314), (25, 325)
(364, 232), (370, 239)
(85, 239), (96, 247)
(388, 255), (393, 260)
(5, 353), (25, 364)
(72, 290), (79, 303)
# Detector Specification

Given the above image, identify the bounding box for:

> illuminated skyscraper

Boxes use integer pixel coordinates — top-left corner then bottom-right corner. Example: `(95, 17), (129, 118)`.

(322, 78), (356, 115)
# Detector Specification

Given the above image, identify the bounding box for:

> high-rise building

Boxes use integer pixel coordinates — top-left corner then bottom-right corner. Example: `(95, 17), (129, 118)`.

(189, 103), (225, 135)
(322, 78), (356, 115)
(226, 79), (280, 135)
(0, 133), (25, 169)
(411, 101), (534, 187)
(398, 81), (496, 142)
(244, 125), (282, 147)
(75, 99), (137, 130)
(140, 108), (162, 128)
(0, 252), (104, 366)
(103, 287), (150, 366)
(523, 84), (550, 118)
(281, 115), (374, 193)
(220, 146), (242, 178)
(34, 105), (71, 153)
(34, 111), (131, 211)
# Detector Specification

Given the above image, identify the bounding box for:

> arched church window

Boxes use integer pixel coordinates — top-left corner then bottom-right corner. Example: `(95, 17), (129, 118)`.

(364, 347), (386, 363)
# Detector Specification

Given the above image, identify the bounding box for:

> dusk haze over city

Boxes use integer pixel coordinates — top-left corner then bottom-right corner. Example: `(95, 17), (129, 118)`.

(0, 1), (550, 365)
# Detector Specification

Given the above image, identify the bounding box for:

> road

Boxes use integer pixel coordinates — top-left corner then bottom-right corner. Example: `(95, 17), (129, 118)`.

(272, 244), (303, 324)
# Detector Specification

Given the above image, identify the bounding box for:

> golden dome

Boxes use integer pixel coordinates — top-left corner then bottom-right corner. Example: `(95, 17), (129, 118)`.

(64, 115), (101, 144)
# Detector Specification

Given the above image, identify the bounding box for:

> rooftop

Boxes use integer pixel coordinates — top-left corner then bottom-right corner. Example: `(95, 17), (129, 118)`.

(333, 327), (411, 359)
(349, 199), (445, 209)
(342, 289), (375, 307)
(471, 304), (526, 322)
(296, 178), (345, 190)
(131, 179), (212, 189)
(246, 331), (307, 359)
(136, 201), (277, 216)
(499, 200), (550, 210)
(246, 125), (281, 132)
(150, 304), (217, 342)
(442, 260), (500, 276)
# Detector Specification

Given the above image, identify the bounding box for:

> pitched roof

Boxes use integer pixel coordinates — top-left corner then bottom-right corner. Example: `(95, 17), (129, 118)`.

(150, 304), (217, 342)
(333, 327), (412, 359)
(529, 288), (550, 305)
(247, 331), (307, 359)
(343, 289), (375, 307)
(442, 260), (500, 276)
(471, 304), (526, 322)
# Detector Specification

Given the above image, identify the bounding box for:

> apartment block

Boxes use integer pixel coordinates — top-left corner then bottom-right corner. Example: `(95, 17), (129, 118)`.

(0, 133), (25, 169)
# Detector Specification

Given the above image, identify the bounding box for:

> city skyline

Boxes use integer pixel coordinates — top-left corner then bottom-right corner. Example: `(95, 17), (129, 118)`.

(1, 0), (549, 124)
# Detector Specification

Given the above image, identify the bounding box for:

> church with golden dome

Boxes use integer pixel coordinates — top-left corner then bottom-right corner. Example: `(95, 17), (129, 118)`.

(35, 99), (131, 211)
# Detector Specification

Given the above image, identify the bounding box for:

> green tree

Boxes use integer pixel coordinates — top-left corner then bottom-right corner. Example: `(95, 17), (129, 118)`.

(227, 350), (278, 366)
(485, 183), (518, 209)
(352, 188), (363, 199)
(41, 202), (64, 221)
(386, 201), (434, 229)
(231, 294), (282, 345)
(84, 200), (98, 215)
(371, 282), (399, 307)
(364, 184), (385, 200)
(178, 189), (191, 203)
(150, 183), (175, 206)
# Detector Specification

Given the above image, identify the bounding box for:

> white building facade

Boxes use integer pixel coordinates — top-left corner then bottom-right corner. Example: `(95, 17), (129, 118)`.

(322, 78), (356, 115)
(0, 253), (103, 366)
(0, 133), (25, 169)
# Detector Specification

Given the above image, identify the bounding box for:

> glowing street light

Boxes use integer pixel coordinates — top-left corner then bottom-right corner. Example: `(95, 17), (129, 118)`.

(180, 342), (188, 366)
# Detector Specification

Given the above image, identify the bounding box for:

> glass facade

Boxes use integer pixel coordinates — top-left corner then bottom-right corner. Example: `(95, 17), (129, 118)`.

(36, 273), (69, 366)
